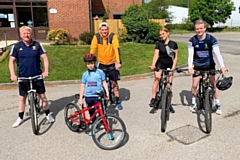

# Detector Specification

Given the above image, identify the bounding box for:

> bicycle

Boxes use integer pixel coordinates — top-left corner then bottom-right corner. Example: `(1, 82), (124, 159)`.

(177, 69), (221, 133)
(64, 92), (126, 150)
(18, 75), (43, 135)
(100, 66), (116, 105)
(152, 68), (175, 133)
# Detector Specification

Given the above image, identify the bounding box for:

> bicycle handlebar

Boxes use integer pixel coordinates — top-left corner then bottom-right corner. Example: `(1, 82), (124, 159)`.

(18, 75), (43, 82)
(176, 68), (223, 74)
(101, 66), (116, 73)
(154, 68), (175, 72)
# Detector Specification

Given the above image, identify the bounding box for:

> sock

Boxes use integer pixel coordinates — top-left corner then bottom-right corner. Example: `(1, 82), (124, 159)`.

(215, 99), (220, 106)
(192, 98), (196, 104)
(19, 112), (24, 119)
(44, 109), (50, 116)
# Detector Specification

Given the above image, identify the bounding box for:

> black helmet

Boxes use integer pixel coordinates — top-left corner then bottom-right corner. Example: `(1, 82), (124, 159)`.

(216, 74), (233, 91)
(83, 53), (96, 62)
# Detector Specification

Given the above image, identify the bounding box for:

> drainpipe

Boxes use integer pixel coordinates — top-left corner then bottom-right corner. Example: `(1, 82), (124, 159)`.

(89, 0), (93, 32)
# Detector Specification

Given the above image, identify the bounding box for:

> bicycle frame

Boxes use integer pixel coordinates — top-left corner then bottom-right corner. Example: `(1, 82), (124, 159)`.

(69, 100), (111, 133)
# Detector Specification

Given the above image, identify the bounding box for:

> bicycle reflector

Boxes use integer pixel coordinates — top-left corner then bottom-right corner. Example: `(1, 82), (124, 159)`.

(216, 74), (233, 91)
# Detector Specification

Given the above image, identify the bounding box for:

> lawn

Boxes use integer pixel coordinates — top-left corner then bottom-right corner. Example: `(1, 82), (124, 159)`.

(0, 42), (188, 83)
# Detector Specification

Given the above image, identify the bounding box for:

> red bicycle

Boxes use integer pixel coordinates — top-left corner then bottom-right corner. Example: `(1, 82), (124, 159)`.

(64, 93), (126, 150)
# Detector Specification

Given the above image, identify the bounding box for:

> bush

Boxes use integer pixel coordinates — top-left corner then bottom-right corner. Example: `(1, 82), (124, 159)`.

(118, 29), (128, 43)
(79, 32), (94, 45)
(144, 21), (161, 44)
(46, 28), (70, 45)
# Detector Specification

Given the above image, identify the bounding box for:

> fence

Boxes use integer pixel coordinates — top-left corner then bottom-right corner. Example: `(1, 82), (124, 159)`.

(93, 19), (165, 35)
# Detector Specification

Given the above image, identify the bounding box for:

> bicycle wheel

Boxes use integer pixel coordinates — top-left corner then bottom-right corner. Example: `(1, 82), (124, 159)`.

(29, 93), (38, 135)
(204, 88), (212, 133)
(91, 114), (126, 150)
(64, 103), (81, 132)
(160, 88), (168, 133)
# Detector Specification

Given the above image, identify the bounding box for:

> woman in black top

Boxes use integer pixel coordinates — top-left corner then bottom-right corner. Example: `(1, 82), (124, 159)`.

(149, 28), (178, 113)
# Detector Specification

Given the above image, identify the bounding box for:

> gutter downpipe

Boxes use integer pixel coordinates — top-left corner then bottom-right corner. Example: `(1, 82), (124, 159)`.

(89, 0), (93, 32)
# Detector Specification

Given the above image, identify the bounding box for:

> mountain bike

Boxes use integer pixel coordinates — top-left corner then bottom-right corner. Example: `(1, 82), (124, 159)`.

(153, 68), (175, 133)
(18, 75), (43, 135)
(177, 69), (221, 133)
(64, 92), (126, 150)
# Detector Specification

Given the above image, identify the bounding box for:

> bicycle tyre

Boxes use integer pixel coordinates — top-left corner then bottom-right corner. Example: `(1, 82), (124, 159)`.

(64, 103), (81, 132)
(29, 93), (38, 135)
(91, 114), (126, 150)
(204, 88), (212, 133)
(161, 88), (168, 133)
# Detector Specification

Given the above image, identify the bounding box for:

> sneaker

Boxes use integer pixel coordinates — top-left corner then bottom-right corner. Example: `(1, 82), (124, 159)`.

(215, 105), (222, 115)
(12, 117), (23, 128)
(169, 105), (175, 113)
(116, 102), (123, 110)
(46, 114), (55, 123)
(107, 133), (114, 140)
(190, 103), (197, 113)
(149, 98), (155, 107)
(88, 128), (99, 136)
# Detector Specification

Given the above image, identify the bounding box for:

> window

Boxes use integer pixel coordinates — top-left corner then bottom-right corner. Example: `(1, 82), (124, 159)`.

(33, 7), (48, 27)
(0, 9), (14, 27)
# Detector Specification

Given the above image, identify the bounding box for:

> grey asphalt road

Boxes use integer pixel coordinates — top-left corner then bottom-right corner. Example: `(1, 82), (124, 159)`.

(0, 33), (240, 160)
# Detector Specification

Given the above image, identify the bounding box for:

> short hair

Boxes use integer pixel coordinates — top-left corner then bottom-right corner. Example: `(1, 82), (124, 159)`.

(194, 20), (206, 27)
(160, 27), (169, 33)
(19, 26), (32, 33)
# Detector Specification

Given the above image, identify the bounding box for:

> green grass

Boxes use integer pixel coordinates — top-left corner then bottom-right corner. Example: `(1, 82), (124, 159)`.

(0, 42), (188, 83)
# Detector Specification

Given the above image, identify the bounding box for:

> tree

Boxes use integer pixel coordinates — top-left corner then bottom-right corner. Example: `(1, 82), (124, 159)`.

(189, 0), (234, 28)
(142, 0), (173, 22)
(122, 4), (161, 44)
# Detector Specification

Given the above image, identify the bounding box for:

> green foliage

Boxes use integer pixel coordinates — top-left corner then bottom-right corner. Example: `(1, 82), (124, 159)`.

(122, 4), (149, 43)
(46, 28), (70, 45)
(143, 0), (172, 22)
(189, 0), (234, 27)
(79, 32), (94, 45)
(118, 29), (128, 43)
(122, 4), (161, 44)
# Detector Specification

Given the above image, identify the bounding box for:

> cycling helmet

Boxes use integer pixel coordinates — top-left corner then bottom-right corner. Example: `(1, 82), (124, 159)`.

(216, 74), (233, 91)
(83, 53), (96, 62)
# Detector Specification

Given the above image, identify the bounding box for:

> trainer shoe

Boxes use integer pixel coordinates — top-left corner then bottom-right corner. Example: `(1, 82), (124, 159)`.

(190, 103), (197, 113)
(169, 105), (175, 113)
(215, 104), (222, 115)
(107, 133), (114, 140)
(88, 128), (99, 136)
(12, 117), (23, 128)
(116, 102), (123, 110)
(46, 114), (55, 123)
(149, 98), (155, 108)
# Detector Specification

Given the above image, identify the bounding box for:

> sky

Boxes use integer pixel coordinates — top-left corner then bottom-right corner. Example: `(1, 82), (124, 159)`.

(144, 0), (151, 3)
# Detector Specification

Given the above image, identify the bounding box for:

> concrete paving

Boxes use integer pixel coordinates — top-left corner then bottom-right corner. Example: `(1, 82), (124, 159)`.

(0, 33), (240, 160)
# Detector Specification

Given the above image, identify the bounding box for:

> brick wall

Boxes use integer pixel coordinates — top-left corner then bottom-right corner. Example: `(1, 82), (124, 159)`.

(48, 0), (90, 39)
(92, 0), (142, 19)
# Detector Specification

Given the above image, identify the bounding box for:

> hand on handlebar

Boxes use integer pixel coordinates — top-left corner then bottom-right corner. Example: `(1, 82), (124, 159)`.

(220, 67), (227, 74)
(42, 71), (49, 79)
(188, 68), (194, 74)
(149, 65), (155, 70)
(115, 63), (121, 70)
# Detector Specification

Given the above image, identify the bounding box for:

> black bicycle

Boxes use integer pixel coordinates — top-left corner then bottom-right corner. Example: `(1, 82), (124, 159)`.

(152, 68), (175, 133)
(18, 75), (43, 135)
(100, 66), (116, 105)
(177, 69), (221, 133)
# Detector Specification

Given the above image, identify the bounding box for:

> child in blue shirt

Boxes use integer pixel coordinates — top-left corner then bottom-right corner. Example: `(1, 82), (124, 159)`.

(78, 53), (109, 130)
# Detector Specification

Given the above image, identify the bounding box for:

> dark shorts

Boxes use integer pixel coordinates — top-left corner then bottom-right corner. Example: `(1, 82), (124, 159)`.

(155, 59), (173, 70)
(193, 65), (216, 77)
(98, 63), (120, 81)
(18, 79), (46, 96)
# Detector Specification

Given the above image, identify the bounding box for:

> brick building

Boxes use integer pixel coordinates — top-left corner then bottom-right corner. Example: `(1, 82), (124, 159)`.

(0, 0), (141, 40)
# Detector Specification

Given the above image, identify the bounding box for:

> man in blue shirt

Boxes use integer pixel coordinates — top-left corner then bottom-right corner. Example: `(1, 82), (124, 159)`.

(9, 26), (54, 128)
(188, 20), (227, 115)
